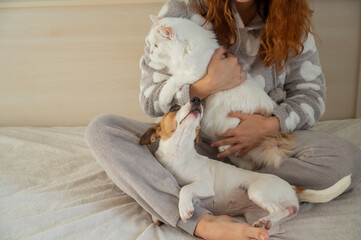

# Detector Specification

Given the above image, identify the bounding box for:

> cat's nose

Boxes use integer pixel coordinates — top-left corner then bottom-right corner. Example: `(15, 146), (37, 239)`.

(190, 97), (200, 105)
(150, 50), (153, 54)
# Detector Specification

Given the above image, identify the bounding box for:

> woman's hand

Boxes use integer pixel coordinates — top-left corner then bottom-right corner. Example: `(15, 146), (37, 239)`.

(211, 112), (280, 158)
(189, 47), (247, 100)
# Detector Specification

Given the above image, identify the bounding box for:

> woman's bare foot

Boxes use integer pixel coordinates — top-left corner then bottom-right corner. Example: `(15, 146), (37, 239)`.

(194, 214), (269, 240)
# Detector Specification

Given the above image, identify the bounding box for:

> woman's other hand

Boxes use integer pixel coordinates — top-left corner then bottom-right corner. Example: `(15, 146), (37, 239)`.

(211, 112), (280, 158)
(189, 47), (247, 100)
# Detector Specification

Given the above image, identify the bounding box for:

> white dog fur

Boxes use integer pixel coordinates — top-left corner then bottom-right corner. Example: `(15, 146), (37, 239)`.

(140, 99), (351, 233)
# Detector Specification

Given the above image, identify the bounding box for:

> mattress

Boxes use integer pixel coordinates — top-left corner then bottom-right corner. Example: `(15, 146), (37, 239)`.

(0, 118), (360, 240)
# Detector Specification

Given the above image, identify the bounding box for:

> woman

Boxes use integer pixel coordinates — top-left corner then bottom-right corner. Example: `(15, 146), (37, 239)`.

(85, 0), (361, 239)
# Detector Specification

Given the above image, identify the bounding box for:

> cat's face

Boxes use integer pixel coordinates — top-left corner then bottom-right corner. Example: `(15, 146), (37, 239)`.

(147, 16), (190, 64)
(147, 25), (173, 63)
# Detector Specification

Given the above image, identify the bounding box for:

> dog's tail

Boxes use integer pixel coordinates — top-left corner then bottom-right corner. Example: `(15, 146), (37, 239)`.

(294, 174), (351, 203)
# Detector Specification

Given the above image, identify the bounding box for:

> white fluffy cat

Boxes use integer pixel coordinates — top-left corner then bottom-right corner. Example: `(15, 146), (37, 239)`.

(147, 15), (293, 170)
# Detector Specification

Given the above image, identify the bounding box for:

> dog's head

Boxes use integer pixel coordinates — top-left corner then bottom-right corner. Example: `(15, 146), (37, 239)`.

(140, 97), (202, 146)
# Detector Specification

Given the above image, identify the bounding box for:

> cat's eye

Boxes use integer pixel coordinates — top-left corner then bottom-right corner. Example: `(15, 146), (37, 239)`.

(170, 104), (181, 112)
(154, 44), (158, 48)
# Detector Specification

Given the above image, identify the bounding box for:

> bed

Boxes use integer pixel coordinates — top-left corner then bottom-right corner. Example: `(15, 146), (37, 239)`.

(1, 0), (361, 239)
(1, 118), (360, 240)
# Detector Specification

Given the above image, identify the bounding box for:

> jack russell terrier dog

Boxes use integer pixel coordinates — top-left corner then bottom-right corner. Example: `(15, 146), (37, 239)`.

(140, 97), (351, 233)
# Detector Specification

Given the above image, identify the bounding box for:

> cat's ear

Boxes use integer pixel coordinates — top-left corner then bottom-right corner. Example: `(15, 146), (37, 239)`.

(158, 27), (175, 40)
(150, 15), (161, 25)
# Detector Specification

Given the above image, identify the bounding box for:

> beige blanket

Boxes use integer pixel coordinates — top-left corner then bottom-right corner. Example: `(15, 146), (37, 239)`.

(1, 119), (360, 240)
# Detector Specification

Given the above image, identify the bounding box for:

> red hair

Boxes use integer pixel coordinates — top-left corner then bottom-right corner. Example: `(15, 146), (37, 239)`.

(197, 0), (314, 72)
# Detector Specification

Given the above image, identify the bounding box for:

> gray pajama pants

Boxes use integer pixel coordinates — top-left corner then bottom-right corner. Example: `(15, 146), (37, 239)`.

(85, 113), (361, 235)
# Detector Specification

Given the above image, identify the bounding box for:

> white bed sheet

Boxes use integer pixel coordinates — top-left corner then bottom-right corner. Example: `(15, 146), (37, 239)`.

(0, 119), (360, 240)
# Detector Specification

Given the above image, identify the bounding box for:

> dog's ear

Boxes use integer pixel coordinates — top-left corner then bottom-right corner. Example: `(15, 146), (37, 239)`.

(194, 125), (201, 145)
(140, 123), (160, 145)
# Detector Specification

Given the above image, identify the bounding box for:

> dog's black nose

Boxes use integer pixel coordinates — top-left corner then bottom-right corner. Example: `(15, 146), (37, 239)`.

(191, 97), (200, 105)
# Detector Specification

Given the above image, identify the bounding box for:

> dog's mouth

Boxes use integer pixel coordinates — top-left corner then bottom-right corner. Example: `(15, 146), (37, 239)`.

(180, 105), (202, 125)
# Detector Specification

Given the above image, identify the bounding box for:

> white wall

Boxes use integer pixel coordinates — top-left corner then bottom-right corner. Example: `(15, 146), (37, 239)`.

(0, 0), (360, 126)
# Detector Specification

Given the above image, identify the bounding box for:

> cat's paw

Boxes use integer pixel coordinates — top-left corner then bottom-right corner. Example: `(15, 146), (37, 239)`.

(179, 199), (194, 223)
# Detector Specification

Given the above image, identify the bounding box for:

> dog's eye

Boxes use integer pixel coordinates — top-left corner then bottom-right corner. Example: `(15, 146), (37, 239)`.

(170, 104), (181, 112)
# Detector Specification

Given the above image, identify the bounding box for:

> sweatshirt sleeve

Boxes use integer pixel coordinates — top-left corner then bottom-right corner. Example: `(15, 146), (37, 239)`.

(139, 0), (207, 117)
(273, 33), (326, 133)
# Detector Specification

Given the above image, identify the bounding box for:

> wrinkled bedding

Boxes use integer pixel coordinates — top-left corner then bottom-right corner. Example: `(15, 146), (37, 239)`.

(1, 119), (360, 240)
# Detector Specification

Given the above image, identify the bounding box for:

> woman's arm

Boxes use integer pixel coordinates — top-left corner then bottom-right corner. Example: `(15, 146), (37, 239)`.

(212, 33), (325, 158)
(273, 33), (326, 133)
(189, 50), (247, 100)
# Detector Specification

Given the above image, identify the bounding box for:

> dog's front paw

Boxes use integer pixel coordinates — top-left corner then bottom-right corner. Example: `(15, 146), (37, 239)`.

(179, 199), (194, 223)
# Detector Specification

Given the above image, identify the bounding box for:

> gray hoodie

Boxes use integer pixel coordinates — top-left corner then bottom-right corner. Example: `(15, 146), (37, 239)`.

(139, 0), (326, 133)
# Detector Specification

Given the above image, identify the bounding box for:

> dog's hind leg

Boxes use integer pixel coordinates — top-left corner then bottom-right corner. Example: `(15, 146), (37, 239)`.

(246, 176), (299, 231)
(251, 202), (290, 230)
(244, 206), (287, 235)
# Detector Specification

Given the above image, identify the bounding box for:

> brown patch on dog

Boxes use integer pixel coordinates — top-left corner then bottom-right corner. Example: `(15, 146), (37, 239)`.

(257, 132), (295, 168)
(276, 132), (294, 153)
(140, 108), (179, 145)
(294, 187), (306, 193)
(265, 132), (294, 152)
(157, 109), (178, 141)
(139, 123), (160, 145)
(194, 125), (201, 144)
